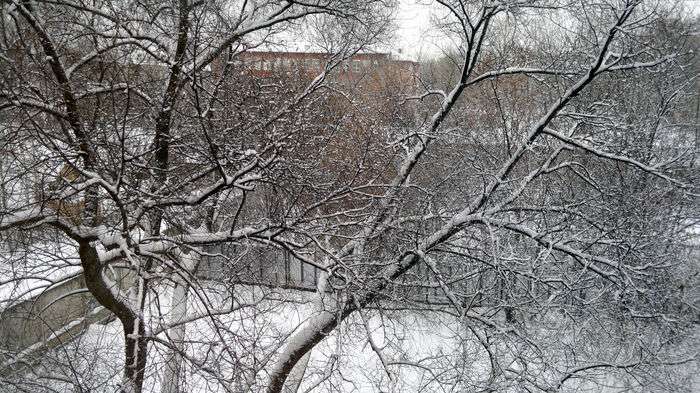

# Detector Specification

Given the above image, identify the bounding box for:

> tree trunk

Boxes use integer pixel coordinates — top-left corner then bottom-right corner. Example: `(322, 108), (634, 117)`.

(160, 280), (188, 393)
(78, 243), (146, 393)
(123, 316), (148, 393)
(161, 253), (198, 393)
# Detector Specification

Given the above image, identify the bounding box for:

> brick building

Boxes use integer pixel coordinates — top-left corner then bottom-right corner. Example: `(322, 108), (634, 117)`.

(216, 50), (418, 87)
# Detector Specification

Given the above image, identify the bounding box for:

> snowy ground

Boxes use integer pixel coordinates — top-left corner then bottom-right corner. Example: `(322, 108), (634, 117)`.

(1, 281), (696, 393)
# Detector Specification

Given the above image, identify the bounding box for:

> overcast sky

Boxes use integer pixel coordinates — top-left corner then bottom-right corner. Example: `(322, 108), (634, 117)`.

(394, 1), (438, 60)
(394, 0), (700, 60)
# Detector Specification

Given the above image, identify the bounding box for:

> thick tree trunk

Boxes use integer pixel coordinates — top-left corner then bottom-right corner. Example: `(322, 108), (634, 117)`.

(285, 351), (311, 393)
(279, 272), (332, 393)
(123, 316), (148, 393)
(78, 243), (147, 393)
(266, 310), (342, 393)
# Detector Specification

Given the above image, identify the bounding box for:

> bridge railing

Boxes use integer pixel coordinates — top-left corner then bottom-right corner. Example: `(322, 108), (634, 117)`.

(198, 246), (496, 306)
(198, 245), (321, 291)
(0, 268), (131, 376)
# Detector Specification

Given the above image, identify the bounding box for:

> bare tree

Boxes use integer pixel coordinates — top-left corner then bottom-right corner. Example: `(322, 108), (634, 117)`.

(0, 0), (697, 392)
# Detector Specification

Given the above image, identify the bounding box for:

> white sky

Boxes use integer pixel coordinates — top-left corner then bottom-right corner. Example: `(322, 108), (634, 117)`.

(393, 0), (700, 61)
(394, 1), (439, 60)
